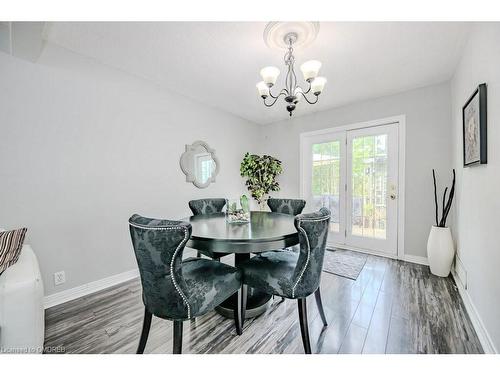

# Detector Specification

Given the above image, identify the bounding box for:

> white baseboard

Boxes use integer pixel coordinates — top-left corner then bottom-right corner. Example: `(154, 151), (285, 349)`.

(330, 242), (399, 260)
(451, 270), (497, 354)
(330, 242), (428, 266)
(401, 254), (429, 266)
(44, 268), (139, 309)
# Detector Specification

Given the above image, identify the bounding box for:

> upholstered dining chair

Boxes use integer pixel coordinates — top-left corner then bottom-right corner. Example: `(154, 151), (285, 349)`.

(129, 214), (244, 354)
(267, 198), (306, 216)
(188, 198), (227, 259)
(188, 198), (227, 215)
(238, 208), (331, 354)
(267, 198), (306, 254)
(267, 198), (308, 302)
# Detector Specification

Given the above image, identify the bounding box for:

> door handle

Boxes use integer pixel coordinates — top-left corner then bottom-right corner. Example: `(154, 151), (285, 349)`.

(389, 184), (397, 200)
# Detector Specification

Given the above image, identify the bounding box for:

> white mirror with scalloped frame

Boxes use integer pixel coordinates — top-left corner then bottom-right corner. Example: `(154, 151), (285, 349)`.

(180, 141), (219, 189)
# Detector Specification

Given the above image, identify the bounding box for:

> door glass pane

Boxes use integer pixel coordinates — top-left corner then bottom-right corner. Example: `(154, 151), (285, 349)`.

(351, 134), (387, 239)
(311, 141), (340, 232)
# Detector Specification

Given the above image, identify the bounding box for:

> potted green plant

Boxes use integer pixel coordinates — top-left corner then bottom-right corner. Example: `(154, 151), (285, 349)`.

(427, 169), (456, 277)
(240, 153), (283, 210)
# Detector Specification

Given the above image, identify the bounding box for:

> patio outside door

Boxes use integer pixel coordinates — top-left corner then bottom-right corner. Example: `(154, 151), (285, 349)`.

(301, 121), (399, 256)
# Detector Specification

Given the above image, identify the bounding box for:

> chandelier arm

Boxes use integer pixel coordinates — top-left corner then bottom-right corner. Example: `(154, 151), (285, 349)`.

(299, 92), (319, 105)
(284, 64), (292, 96)
(290, 65), (298, 93)
(263, 92), (286, 107)
(294, 82), (311, 95)
(269, 87), (289, 99)
(303, 81), (312, 95)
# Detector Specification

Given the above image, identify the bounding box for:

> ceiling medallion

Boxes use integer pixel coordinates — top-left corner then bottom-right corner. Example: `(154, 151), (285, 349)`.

(257, 22), (326, 117)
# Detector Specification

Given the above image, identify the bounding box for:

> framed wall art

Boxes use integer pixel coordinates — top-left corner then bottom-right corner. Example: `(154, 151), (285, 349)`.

(463, 83), (487, 167)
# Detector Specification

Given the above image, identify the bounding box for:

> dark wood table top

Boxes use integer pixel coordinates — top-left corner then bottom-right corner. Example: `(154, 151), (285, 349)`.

(184, 211), (299, 254)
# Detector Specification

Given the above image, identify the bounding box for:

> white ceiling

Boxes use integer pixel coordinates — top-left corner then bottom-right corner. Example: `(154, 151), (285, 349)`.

(46, 22), (470, 125)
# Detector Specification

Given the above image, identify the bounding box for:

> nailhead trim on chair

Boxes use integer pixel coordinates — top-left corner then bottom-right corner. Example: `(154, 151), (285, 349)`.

(129, 221), (192, 319)
(291, 213), (330, 298)
(292, 223), (310, 299)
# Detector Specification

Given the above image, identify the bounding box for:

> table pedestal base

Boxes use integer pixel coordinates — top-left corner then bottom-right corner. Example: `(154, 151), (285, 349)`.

(215, 289), (272, 318)
(215, 253), (272, 319)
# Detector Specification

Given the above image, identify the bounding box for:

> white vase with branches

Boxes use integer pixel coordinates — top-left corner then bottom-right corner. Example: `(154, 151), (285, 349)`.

(427, 169), (456, 277)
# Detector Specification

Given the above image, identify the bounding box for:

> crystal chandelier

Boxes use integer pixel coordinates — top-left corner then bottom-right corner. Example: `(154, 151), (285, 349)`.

(256, 31), (326, 117)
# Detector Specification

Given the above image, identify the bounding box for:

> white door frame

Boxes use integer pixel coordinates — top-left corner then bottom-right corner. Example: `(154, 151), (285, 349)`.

(299, 115), (406, 260)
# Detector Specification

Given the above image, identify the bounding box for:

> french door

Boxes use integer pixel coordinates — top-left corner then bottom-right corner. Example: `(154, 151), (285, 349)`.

(302, 131), (347, 244)
(301, 122), (399, 256)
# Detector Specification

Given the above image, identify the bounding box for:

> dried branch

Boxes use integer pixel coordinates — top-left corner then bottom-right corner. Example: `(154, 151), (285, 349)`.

(442, 172), (455, 224)
(441, 187), (448, 225)
(432, 169), (439, 226)
(440, 169), (456, 227)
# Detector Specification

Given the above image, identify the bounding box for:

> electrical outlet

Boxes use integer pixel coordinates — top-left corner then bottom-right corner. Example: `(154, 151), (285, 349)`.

(54, 271), (66, 286)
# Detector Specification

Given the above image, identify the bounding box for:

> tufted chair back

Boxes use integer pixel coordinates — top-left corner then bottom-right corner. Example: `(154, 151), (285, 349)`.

(129, 214), (192, 320)
(267, 198), (306, 216)
(188, 198), (226, 215)
(291, 207), (331, 298)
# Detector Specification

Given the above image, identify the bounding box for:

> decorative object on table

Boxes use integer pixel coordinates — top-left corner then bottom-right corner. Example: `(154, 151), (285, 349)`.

(180, 140), (219, 188)
(0, 227), (28, 274)
(463, 83), (487, 166)
(240, 153), (283, 210)
(238, 208), (331, 354)
(323, 248), (367, 280)
(226, 195), (251, 223)
(188, 198), (227, 259)
(427, 169), (456, 277)
(240, 194), (250, 213)
(256, 22), (326, 116)
(128, 214), (244, 354)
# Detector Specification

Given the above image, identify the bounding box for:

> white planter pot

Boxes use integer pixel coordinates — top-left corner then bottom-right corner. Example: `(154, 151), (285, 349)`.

(427, 226), (455, 277)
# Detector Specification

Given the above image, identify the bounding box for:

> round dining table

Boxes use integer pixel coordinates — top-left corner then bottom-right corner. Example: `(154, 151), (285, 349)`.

(185, 211), (299, 318)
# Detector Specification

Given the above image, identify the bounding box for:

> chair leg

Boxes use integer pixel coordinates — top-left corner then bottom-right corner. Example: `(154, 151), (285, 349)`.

(173, 320), (183, 354)
(314, 287), (328, 326)
(234, 287), (243, 335)
(136, 308), (152, 354)
(240, 285), (248, 331)
(297, 298), (312, 354)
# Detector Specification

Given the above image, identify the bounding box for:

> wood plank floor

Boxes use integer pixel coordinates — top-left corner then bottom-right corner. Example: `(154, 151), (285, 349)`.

(44, 251), (483, 354)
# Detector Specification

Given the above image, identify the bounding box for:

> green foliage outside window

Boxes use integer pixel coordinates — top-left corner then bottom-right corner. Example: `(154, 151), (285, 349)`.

(310, 135), (388, 234)
(312, 142), (340, 196)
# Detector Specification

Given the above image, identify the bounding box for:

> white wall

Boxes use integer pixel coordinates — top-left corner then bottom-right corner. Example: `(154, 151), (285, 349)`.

(260, 82), (453, 258)
(0, 44), (260, 296)
(450, 23), (500, 352)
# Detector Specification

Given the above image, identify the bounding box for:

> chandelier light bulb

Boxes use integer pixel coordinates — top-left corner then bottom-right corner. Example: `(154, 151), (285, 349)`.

(311, 77), (327, 95)
(300, 60), (322, 82)
(256, 81), (270, 98)
(260, 66), (280, 87)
